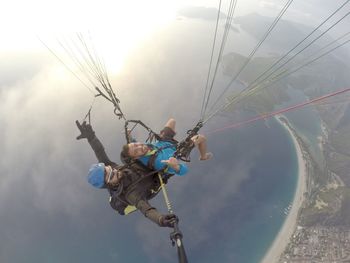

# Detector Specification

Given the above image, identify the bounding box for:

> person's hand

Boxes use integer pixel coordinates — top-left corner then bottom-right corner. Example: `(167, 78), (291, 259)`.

(75, 120), (95, 141)
(159, 214), (178, 228)
(161, 157), (180, 172)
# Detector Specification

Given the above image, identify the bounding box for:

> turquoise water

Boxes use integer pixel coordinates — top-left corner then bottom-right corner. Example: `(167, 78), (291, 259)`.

(219, 103), (322, 263)
(192, 116), (299, 263)
(283, 89), (325, 168)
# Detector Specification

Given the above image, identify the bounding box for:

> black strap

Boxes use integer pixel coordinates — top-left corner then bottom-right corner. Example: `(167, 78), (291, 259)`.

(124, 120), (161, 144)
(145, 143), (177, 171)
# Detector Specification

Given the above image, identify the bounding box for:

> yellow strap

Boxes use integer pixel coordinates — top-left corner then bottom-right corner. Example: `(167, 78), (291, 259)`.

(124, 205), (137, 215)
(158, 172), (173, 214)
(145, 149), (157, 156)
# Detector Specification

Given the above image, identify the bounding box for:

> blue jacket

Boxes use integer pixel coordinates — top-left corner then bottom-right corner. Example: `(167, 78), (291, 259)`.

(138, 140), (188, 176)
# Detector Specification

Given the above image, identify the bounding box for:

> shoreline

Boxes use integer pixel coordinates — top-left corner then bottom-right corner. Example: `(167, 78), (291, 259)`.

(260, 115), (307, 263)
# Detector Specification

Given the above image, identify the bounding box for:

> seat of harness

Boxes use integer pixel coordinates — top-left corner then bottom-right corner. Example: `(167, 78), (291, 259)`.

(108, 159), (174, 216)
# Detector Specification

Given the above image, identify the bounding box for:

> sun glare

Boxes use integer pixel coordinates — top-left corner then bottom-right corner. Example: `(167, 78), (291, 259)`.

(2, 0), (177, 75)
(90, 1), (177, 75)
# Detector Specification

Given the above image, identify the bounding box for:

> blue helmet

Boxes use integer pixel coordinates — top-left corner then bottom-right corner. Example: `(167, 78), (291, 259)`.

(87, 163), (106, 188)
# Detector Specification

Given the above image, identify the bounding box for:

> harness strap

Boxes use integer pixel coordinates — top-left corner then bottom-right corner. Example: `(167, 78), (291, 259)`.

(145, 143), (177, 172)
(145, 148), (158, 170)
(124, 120), (161, 144)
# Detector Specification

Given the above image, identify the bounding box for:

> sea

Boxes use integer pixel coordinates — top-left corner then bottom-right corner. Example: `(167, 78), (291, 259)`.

(189, 105), (321, 263)
(188, 114), (300, 263)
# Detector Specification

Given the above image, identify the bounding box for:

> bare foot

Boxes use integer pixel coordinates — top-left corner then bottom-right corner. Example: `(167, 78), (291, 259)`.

(199, 152), (213, 161)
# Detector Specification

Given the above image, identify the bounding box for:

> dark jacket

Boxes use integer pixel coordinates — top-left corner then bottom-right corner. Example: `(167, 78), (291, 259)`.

(87, 135), (166, 226)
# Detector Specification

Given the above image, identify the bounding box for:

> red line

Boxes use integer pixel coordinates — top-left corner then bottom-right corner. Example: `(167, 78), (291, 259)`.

(205, 88), (350, 135)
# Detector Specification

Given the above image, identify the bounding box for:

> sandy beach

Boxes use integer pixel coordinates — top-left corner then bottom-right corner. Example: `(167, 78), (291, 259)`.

(260, 116), (307, 263)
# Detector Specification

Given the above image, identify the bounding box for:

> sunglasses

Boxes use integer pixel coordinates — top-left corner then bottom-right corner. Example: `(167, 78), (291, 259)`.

(106, 167), (114, 183)
(106, 167), (121, 185)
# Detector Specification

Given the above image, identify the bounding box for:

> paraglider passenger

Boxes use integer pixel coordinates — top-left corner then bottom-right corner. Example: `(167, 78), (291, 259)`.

(121, 118), (212, 175)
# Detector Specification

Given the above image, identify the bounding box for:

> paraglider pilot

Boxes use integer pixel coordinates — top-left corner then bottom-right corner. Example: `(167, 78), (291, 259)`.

(76, 120), (178, 228)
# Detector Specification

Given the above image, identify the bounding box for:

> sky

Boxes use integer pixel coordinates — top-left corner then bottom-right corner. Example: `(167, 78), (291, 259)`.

(1, 0), (350, 262)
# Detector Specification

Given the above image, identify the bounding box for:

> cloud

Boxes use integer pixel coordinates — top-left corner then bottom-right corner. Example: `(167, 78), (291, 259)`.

(259, 0), (282, 11)
(258, 0), (313, 23)
(0, 65), (91, 214)
(259, 0), (348, 27)
(0, 26), (217, 261)
(177, 6), (226, 21)
(0, 52), (128, 260)
(0, 51), (49, 87)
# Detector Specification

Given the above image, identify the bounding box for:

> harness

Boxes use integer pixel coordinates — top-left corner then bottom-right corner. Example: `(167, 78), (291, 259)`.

(144, 143), (177, 173)
(96, 119), (202, 216)
(174, 121), (203, 162)
(108, 159), (174, 215)
(123, 119), (202, 162)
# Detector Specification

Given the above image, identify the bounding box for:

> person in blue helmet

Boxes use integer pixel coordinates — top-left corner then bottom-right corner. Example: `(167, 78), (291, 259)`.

(121, 118), (212, 174)
(76, 120), (178, 228)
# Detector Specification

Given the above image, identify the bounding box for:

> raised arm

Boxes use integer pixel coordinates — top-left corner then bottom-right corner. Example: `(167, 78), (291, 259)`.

(75, 121), (116, 166)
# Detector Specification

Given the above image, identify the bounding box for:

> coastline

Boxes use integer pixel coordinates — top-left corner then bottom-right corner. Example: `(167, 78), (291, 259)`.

(260, 115), (307, 263)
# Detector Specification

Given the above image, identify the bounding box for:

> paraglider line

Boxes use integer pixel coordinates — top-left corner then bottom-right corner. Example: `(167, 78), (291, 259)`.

(205, 87), (350, 135)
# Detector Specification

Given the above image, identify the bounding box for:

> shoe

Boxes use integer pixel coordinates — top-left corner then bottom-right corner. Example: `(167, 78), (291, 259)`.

(199, 152), (213, 161)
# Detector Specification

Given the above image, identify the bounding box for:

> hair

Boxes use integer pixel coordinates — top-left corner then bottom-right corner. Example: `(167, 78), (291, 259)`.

(120, 144), (131, 164)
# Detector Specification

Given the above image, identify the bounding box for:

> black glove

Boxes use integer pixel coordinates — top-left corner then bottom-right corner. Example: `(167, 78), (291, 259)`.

(76, 120), (95, 141)
(159, 214), (178, 228)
